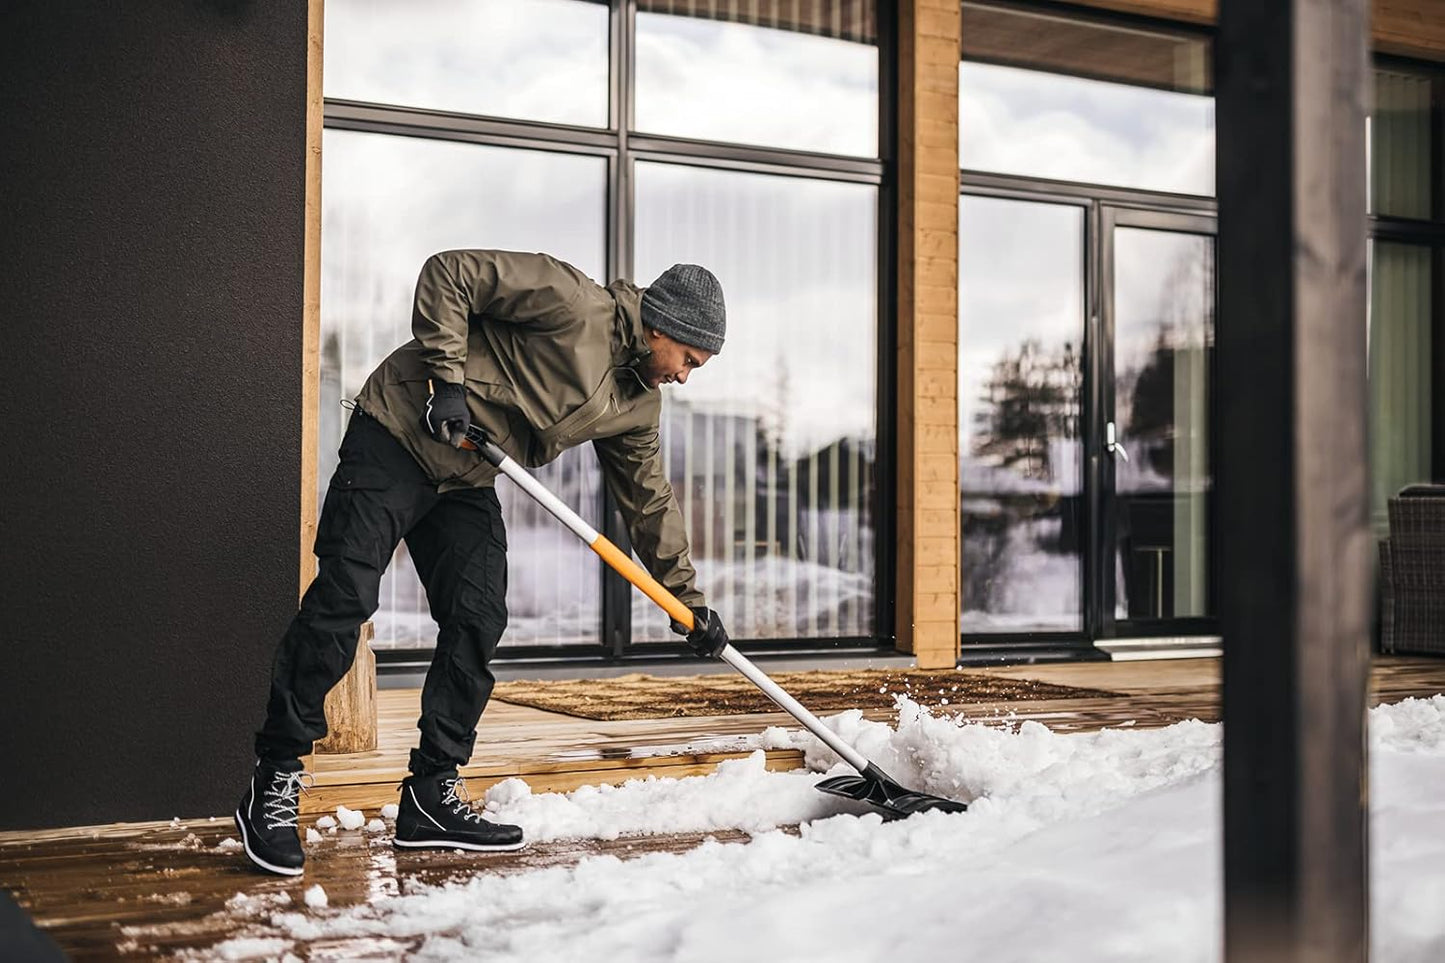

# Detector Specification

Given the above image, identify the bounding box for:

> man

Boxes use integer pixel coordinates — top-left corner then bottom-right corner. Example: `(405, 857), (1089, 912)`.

(234, 250), (730, 877)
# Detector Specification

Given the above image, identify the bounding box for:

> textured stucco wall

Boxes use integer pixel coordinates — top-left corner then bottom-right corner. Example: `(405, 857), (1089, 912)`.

(0, 0), (308, 829)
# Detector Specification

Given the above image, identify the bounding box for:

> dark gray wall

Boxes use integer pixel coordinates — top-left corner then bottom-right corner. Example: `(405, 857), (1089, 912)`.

(0, 2), (308, 830)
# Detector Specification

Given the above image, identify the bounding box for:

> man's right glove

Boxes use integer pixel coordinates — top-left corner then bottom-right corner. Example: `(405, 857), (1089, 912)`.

(422, 380), (470, 448)
(670, 606), (729, 658)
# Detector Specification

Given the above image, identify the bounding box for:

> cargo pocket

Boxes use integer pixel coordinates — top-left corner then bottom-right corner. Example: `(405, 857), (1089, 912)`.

(451, 502), (509, 632)
(313, 463), (402, 569)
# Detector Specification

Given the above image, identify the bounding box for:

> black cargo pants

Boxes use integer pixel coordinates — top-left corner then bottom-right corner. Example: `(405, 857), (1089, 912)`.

(254, 411), (508, 776)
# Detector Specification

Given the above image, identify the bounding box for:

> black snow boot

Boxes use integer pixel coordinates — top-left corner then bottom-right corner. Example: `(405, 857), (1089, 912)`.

(234, 759), (310, 876)
(394, 771), (525, 852)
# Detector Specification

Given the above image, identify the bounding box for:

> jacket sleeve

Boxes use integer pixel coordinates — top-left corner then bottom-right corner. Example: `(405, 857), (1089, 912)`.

(592, 426), (706, 610)
(411, 249), (589, 385)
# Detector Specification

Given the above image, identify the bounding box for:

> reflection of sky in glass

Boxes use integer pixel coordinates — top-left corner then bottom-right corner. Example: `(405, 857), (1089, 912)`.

(320, 130), (607, 646)
(325, 0), (608, 127)
(635, 162), (878, 459)
(958, 194), (1083, 476)
(960, 62), (1215, 196)
(635, 13), (878, 156)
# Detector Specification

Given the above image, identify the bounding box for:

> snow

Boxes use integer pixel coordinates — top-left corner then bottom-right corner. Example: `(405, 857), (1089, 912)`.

(380, 803), (400, 820)
(303, 886), (328, 909)
(216, 837), (242, 852)
(314, 815), (337, 830)
(366, 819), (387, 833)
(305, 828), (323, 845)
(336, 806), (366, 831)
(248, 696), (1445, 962)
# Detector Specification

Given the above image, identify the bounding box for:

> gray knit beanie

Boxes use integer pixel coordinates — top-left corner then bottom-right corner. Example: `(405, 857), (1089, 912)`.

(640, 264), (726, 355)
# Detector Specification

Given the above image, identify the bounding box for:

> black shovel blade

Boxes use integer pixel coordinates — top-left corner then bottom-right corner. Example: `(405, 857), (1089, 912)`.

(815, 762), (968, 821)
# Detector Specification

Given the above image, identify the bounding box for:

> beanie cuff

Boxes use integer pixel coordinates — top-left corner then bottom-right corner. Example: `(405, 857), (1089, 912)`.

(642, 300), (725, 355)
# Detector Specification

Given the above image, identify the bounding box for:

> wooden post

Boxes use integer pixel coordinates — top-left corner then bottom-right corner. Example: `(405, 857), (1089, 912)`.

(315, 621), (378, 754)
(1216, 0), (1371, 959)
(894, 0), (961, 669)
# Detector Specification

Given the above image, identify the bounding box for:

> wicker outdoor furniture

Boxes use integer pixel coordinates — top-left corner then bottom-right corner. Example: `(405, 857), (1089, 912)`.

(1380, 484), (1445, 655)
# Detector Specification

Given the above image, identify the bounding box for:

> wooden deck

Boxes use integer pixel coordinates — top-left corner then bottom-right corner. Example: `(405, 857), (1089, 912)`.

(3, 656), (1442, 960)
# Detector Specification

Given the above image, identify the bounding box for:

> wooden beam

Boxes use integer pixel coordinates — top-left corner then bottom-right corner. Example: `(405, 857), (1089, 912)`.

(300, 0), (323, 596)
(896, 0), (961, 669)
(1052, 0), (1445, 62)
(1215, 0), (1371, 959)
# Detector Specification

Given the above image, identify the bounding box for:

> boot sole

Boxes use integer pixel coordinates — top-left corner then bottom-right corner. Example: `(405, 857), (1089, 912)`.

(393, 836), (526, 853)
(233, 810), (305, 877)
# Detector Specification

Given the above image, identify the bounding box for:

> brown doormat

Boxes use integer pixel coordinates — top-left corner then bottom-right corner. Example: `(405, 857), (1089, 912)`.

(491, 669), (1124, 721)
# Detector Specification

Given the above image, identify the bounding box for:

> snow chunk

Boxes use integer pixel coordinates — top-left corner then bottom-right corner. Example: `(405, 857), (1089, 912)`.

(305, 828), (323, 845)
(314, 815), (337, 830)
(216, 837), (243, 852)
(336, 805), (365, 831)
(365, 819), (386, 834)
(303, 884), (328, 909)
(380, 803), (400, 820)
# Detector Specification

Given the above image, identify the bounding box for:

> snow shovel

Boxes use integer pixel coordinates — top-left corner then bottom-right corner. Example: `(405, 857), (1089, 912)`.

(461, 425), (968, 821)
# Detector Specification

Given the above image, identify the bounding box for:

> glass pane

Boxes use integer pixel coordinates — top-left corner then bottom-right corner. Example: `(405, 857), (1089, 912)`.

(325, 0), (609, 127)
(635, 3), (878, 156)
(959, 61), (1215, 195)
(1112, 227), (1214, 621)
(959, 196), (1085, 633)
(1371, 69), (1433, 219)
(1369, 242), (1434, 533)
(634, 163), (878, 640)
(321, 129), (607, 648)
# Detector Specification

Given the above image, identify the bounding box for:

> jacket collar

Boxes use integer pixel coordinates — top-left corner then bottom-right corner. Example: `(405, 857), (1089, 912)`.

(608, 279), (654, 392)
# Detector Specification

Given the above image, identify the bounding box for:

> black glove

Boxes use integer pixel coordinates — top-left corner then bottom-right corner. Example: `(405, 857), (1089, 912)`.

(422, 380), (470, 448)
(670, 606), (729, 658)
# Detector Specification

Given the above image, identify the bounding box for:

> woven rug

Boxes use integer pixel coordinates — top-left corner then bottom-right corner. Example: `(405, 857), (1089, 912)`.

(491, 669), (1124, 721)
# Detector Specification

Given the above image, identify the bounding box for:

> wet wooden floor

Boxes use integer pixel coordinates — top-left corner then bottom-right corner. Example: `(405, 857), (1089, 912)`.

(3, 656), (1441, 960)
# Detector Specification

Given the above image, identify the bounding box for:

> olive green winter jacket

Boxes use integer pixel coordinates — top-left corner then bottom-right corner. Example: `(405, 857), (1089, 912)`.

(354, 249), (703, 608)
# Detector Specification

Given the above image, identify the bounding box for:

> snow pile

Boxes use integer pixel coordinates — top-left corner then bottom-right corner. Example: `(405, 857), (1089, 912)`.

(314, 815), (337, 831)
(256, 696), (1445, 962)
(303, 886), (328, 909)
(216, 837), (243, 852)
(366, 819), (387, 834)
(380, 803), (400, 820)
(336, 806), (366, 831)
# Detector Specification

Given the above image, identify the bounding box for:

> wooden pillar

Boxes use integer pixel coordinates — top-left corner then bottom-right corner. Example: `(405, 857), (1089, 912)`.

(316, 621), (378, 755)
(1216, 0), (1371, 959)
(299, 0), (323, 594)
(894, 0), (961, 669)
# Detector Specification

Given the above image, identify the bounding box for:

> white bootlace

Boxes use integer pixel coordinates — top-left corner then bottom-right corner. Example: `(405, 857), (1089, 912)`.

(262, 769), (313, 829)
(441, 777), (484, 825)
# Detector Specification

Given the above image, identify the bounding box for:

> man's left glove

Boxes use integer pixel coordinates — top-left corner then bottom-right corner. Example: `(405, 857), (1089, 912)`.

(670, 606), (729, 658)
(423, 380), (470, 448)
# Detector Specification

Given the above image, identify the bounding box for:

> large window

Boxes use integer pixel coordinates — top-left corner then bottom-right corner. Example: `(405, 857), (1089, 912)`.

(958, 2), (1444, 650)
(1368, 62), (1443, 533)
(321, 0), (883, 654)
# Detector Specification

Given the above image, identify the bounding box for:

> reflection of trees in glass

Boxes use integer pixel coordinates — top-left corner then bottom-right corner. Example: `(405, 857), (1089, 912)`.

(970, 338), (1081, 483)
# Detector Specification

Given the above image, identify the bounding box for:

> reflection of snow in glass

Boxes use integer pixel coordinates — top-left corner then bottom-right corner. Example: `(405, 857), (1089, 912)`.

(960, 61), (1215, 196)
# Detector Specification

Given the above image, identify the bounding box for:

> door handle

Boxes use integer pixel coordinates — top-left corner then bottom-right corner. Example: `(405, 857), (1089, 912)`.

(1106, 421), (1130, 462)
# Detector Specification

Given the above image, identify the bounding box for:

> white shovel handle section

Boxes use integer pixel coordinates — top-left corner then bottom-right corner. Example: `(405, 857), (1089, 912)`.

(492, 453), (600, 545)
(718, 646), (870, 773)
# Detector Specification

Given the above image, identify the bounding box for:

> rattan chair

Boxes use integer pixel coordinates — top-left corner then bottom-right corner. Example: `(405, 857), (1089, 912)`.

(1381, 484), (1445, 655)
